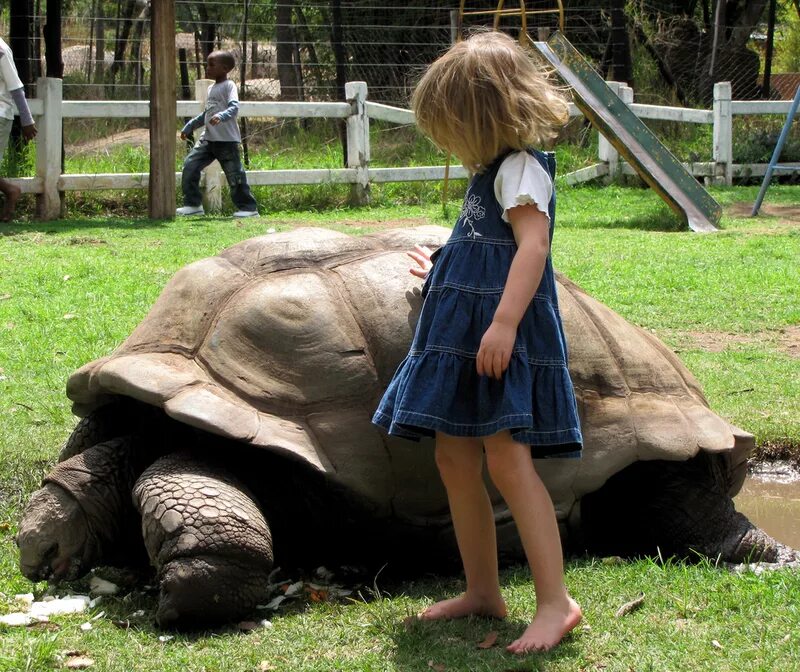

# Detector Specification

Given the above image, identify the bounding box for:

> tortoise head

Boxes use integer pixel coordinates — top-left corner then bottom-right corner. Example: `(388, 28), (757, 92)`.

(17, 483), (94, 582)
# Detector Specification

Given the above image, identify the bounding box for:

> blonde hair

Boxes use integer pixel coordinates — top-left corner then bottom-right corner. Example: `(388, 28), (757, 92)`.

(411, 31), (569, 173)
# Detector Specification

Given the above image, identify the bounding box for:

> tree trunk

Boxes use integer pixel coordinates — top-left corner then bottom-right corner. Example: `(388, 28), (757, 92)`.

(94, 2), (106, 86)
(330, 0), (348, 165)
(197, 3), (217, 61)
(43, 0), (63, 78)
(762, 0), (777, 98)
(276, 1), (300, 100)
(9, 0), (33, 90)
(610, 0), (633, 86)
(111, 1), (137, 79)
(129, 3), (150, 98)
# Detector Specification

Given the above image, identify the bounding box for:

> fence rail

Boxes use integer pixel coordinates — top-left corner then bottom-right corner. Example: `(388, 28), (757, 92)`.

(11, 77), (800, 220)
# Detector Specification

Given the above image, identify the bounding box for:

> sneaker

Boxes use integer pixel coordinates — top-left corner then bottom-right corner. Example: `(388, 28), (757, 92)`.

(176, 205), (204, 216)
(233, 210), (258, 218)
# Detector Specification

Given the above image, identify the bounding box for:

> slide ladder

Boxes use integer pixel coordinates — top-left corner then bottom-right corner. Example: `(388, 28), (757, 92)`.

(531, 33), (722, 232)
(751, 84), (800, 216)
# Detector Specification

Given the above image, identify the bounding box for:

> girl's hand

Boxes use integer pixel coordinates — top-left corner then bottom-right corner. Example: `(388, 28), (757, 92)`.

(476, 320), (515, 379)
(209, 115), (221, 126)
(407, 244), (433, 279)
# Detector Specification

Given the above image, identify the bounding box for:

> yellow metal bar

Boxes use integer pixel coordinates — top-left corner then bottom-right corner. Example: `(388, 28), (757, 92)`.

(493, 0), (506, 30)
(463, 8), (561, 17)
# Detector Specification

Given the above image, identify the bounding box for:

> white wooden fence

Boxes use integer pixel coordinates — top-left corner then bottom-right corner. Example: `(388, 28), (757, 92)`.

(13, 77), (800, 220)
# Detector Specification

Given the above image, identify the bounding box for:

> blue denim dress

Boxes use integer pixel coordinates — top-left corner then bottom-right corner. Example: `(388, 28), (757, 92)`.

(373, 149), (582, 458)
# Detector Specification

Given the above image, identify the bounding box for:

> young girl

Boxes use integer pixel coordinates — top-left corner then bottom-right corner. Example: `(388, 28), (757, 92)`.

(372, 31), (583, 654)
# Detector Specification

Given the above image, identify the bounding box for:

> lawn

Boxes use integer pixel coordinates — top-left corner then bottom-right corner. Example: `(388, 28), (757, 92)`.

(1, 182), (798, 671)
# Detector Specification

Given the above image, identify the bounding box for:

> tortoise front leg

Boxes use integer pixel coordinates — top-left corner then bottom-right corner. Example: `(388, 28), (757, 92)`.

(18, 437), (149, 582)
(133, 453), (274, 627)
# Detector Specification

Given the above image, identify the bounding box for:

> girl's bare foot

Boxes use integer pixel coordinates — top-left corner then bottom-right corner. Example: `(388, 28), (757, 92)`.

(506, 596), (582, 654)
(420, 592), (507, 621)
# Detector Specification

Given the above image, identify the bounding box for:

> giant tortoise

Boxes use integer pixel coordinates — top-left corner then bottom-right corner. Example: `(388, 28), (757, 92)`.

(17, 227), (792, 627)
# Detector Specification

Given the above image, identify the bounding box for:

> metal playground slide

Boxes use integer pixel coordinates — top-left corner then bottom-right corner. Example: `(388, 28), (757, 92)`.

(532, 32), (722, 233)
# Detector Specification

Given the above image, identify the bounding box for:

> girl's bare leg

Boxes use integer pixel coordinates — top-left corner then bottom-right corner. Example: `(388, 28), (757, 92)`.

(484, 432), (582, 653)
(420, 432), (507, 620)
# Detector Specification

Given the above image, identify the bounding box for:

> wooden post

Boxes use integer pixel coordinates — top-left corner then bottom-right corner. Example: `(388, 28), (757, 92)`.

(598, 81), (623, 181)
(713, 81), (733, 186)
(345, 81), (369, 205)
(149, 0), (176, 219)
(35, 77), (62, 220)
(195, 78), (223, 212)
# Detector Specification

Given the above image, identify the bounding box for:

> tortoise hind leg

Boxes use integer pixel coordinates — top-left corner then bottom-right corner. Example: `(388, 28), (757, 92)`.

(133, 453), (273, 627)
(577, 452), (791, 563)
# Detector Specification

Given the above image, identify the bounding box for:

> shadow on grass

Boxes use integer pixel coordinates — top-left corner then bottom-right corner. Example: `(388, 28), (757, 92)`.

(378, 574), (583, 671)
(0, 217), (173, 236)
(387, 612), (582, 672)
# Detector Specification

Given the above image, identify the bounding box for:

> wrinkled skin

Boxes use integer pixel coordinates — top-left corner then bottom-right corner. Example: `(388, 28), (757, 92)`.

(17, 484), (90, 582)
(17, 436), (151, 584)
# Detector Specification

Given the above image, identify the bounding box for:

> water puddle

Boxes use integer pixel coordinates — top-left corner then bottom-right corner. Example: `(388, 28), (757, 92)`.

(734, 461), (800, 549)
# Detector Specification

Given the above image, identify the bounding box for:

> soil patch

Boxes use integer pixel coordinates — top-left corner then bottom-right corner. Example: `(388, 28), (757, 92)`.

(69, 128), (151, 156)
(726, 201), (800, 231)
(668, 328), (800, 359)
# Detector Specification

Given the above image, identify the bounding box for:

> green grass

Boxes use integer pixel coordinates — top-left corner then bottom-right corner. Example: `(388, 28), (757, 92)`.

(1, 183), (799, 670)
(0, 558), (797, 671)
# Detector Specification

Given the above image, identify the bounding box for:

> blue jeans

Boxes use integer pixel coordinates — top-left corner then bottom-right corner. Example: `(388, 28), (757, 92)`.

(181, 140), (258, 211)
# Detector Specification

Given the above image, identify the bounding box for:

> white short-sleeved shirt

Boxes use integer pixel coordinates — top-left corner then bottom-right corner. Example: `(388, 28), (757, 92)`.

(0, 38), (24, 121)
(493, 151), (553, 224)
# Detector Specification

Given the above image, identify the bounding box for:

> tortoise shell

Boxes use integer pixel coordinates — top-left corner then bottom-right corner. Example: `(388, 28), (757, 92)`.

(67, 227), (750, 525)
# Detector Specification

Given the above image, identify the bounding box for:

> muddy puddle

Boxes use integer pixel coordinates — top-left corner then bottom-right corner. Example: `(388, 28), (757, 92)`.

(735, 462), (800, 549)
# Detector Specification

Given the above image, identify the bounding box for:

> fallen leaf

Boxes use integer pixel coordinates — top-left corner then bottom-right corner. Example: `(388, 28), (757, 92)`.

(477, 630), (499, 649)
(711, 640), (723, 649)
(63, 275), (71, 281)
(308, 588), (328, 602)
(63, 313), (78, 320)
(258, 663), (276, 671)
(111, 619), (130, 629)
(79, 622), (92, 631)
(284, 581), (303, 596)
(65, 657), (94, 670)
(158, 635), (173, 643)
(0, 293), (10, 300)
(428, 661), (446, 671)
(0, 522), (11, 532)
(601, 556), (624, 565)
(238, 620), (259, 632)
(89, 576), (119, 596)
(783, 634), (791, 642)
(615, 592), (645, 618)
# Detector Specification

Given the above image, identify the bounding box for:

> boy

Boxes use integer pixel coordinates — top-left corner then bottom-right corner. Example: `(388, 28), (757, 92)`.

(0, 37), (36, 222)
(177, 50), (258, 218)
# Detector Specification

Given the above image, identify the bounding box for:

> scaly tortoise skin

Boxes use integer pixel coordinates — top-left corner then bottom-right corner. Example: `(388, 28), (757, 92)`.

(17, 227), (791, 627)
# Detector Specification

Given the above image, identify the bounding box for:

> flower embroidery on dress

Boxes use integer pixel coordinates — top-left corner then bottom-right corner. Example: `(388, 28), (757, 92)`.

(459, 192), (485, 237)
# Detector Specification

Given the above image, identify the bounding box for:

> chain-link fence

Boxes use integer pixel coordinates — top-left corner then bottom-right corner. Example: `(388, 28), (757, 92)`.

(1, 1), (798, 195)
(0, 1), (791, 108)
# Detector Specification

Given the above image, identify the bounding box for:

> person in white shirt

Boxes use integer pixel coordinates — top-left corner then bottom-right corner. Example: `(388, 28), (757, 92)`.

(0, 37), (36, 221)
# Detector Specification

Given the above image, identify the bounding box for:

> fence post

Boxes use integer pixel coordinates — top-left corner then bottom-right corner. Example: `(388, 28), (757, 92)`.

(713, 81), (733, 186)
(35, 77), (63, 220)
(598, 81), (623, 181)
(194, 78), (223, 213)
(346, 81), (370, 206)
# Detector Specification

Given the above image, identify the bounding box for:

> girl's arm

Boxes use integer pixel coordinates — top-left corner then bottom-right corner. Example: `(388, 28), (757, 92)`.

(476, 204), (550, 379)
